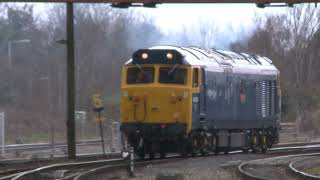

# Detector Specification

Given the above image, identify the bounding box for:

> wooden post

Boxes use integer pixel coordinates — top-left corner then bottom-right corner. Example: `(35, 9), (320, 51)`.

(66, 2), (76, 160)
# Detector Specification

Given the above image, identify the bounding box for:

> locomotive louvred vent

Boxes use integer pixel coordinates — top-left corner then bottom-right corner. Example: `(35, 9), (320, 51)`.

(256, 82), (261, 117)
(261, 81), (267, 118)
(266, 81), (271, 117)
(271, 81), (276, 116)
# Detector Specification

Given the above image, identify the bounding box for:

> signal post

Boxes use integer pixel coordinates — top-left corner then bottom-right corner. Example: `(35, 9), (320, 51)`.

(92, 94), (106, 156)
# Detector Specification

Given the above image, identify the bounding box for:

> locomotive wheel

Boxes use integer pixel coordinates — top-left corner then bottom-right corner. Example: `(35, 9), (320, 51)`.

(191, 138), (198, 157)
(191, 152), (196, 157)
(145, 141), (155, 159)
(200, 134), (210, 156)
(179, 138), (189, 157)
(160, 152), (166, 159)
(181, 148), (188, 157)
(224, 150), (229, 155)
(242, 148), (249, 154)
(159, 141), (167, 159)
(252, 148), (257, 153)
(214, 149), (219, 155)
(201, 151), (206, 156)
(149, 152), (155, 159)
(260, 133), (267, 154)
(137, 149), (145, 159)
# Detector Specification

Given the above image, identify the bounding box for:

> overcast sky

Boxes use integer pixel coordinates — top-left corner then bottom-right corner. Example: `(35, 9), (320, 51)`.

(32, 3), (287, 32)
(31, 3), (288, 49)
(133, 4), (286, 33)
(130, 4), (287, 48)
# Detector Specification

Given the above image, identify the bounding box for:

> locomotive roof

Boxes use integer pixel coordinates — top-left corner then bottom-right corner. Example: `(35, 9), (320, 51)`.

(126, 45), (279, 75)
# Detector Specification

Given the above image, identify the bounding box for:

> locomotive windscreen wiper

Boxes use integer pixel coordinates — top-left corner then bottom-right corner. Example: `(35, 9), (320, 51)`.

(134, 63), (151, 82)
(168, 64), (180, 76)
(134, 63), (144, 73)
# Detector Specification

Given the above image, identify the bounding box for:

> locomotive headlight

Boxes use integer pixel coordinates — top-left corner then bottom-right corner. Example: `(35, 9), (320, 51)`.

(173, 112), (180, 120)
(170, 93), (177, 104)
(123, 91), (128, 97)
(143, 92), (148, 100)
(166, 52), (173, 60)
(141, 53), (148, 60)
(183, 91), (188, 98)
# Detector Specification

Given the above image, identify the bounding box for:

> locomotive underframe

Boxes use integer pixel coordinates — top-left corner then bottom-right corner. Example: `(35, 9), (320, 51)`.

(121, 122), (279, 158)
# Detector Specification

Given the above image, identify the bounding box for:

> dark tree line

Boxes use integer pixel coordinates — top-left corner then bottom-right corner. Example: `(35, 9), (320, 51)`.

(0, 4), (171, 143)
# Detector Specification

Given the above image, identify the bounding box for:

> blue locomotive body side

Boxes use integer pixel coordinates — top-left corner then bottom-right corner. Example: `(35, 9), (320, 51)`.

(192, 71), (280, 130)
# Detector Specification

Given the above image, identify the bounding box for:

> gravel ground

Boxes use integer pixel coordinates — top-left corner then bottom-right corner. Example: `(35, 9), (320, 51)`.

(90, 153), (272, 180)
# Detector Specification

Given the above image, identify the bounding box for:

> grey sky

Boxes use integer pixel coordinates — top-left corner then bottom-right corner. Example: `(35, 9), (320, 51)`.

(31, 3), (287, 49)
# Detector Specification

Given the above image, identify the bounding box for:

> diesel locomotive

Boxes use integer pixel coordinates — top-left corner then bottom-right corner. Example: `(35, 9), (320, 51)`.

(120, 46), (281, 158)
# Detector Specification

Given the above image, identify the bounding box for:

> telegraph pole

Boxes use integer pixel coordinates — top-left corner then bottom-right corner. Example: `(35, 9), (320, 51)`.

(66, 2), (76, 160)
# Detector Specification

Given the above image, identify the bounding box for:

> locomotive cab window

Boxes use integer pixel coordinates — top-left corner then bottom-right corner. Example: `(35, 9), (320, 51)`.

(193, 68), (199, 87)
(126, 67), (154, 84)
(159, 67), (187, 85)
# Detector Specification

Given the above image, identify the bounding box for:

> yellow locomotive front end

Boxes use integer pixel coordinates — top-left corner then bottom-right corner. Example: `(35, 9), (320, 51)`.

(120, 49), (194, 158)
(121, 65), (192, 127)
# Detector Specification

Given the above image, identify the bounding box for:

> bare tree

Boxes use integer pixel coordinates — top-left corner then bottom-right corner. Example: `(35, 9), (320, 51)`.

(230, 5), (320, 135)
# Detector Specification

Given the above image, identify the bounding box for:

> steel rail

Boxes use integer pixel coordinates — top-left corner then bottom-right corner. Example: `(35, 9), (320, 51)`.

(238, 153), (320, 180)
(289, 159), (320, 179)
(0, 152), (122, 180)
(10, 158), (125, 180)
(6, 141), (100, 151)
(0, 151), (121, 165)
(73, 163), (128, 180)
(1, 141), (318, 160)
(6, 139), (316, 154)
(275, 141), (320, 148)
(4, 140), (101, 152)
(57, 172), (81, 180)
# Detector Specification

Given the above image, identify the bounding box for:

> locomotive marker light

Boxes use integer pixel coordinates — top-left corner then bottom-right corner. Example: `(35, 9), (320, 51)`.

(166, 52), (173, 60)
(92, 93), (106, 156)
(141, 53), (148, 60)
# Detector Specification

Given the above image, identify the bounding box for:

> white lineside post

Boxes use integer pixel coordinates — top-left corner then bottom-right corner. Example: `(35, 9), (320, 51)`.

(0, 112), (5, 156)
(129, 146), (134, 177)
(110, 120), (114, 152)
(110, 121), (119, 152)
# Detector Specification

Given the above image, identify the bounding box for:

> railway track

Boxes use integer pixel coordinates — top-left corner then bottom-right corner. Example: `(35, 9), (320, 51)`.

(238, 153), (320, 179)
(0, 152), (122, 179)
(3, 139), (101, 152)
(2, 139), (318, 155)
(0, 158), (124, 180)
(289, 157), (320, 179)
(1, 142), (319, 180)
(1, 154), (183, 180)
